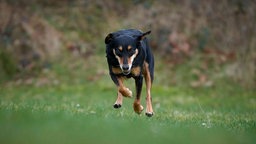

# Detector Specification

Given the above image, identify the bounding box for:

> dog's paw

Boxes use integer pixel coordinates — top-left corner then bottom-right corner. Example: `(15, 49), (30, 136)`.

(133, 103), (144, 114)
(119, 87), (132, 98)
(113, 103), (122, 109)
(145, 112), (154, 117)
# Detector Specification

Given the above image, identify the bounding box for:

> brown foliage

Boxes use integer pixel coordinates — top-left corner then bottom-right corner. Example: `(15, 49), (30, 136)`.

(0, 0), (255, 87)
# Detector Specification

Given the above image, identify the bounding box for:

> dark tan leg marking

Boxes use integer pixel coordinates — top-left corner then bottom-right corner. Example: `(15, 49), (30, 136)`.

(133, 99), (144, 114)
(113, 77), (132, 108)
(117, 77), (132, 98)
(133, 75), (144, 114)
(143, 62), (154, 117)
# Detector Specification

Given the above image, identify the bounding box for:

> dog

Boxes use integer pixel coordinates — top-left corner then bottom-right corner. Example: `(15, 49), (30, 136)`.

(105, 29), (154, 117)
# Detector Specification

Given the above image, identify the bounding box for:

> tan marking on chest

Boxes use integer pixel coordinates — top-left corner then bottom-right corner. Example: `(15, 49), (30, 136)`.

(131, 66), (141, 76)
(112, 67), (122, 74)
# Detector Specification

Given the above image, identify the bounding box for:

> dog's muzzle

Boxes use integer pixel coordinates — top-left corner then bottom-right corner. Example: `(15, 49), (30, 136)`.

(121, 64), (131, 75)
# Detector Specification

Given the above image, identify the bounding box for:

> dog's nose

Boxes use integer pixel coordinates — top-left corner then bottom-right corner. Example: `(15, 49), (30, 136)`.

(122, 65), (129, 71)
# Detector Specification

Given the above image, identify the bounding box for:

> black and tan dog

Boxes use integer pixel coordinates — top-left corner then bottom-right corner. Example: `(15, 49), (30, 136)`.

(105, 29), (154, 117)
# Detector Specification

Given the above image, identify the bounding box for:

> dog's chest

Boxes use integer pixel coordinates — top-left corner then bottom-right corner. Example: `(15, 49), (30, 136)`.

(112, 66), (141, 77)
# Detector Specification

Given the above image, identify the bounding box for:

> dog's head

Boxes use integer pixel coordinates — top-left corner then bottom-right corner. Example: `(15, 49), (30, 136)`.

(105, 30), (151, 75)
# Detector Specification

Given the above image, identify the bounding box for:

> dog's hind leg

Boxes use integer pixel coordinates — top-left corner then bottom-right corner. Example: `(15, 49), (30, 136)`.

(143, 62), (154, 117)
(133, 75), (144, 114)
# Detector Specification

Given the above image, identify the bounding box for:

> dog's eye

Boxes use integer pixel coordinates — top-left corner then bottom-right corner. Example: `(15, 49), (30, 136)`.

(129, 49), (135, 53)
(115, 49), (122, 56)
(128, 49), (135, 56)
(127, 47), (133, 52)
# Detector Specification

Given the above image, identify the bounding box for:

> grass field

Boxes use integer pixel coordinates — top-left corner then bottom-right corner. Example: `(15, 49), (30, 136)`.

(0, 56), (256, 144)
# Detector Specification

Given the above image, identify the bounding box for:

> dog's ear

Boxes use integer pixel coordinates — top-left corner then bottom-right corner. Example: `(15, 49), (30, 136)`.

(137, 30), (151, 41)
(105, 33), (113, 44)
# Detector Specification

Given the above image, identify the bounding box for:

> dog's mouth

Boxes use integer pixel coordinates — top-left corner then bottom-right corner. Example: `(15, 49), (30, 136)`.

(122, 70), (131, 75)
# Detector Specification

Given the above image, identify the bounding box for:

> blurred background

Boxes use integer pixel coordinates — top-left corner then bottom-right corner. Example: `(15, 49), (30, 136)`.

(0, 0), (255, 88)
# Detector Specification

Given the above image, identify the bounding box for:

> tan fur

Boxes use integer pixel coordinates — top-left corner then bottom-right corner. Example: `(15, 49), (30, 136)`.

(131, 66), (141, 76)
(143, 62), (153, 114)
(113, 49), (124, 66)
(133, 100), (144, 114)
(119, 46), (123, 51)
(117, 77), (132, 98)
(119, 87), (132, 97)
(114, 91), (123, 106)
(127, 45), (132, 50)
(128, 49), (138, 66)
(112, 67), (122, 74)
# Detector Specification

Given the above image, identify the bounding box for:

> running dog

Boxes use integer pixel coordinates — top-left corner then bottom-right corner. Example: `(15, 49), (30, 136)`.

(105, 29), (154, 117)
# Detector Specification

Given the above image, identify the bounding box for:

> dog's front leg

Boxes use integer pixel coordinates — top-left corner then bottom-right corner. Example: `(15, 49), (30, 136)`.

(116, 77), (132, 98)
(113, 91), (123, 109)
(133, 76), (144, 114)
(110, 74), (132, 109)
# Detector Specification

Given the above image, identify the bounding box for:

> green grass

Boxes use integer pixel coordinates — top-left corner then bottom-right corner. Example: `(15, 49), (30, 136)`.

(0, 56), (256, 144)
(0, 79), (255, 143)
